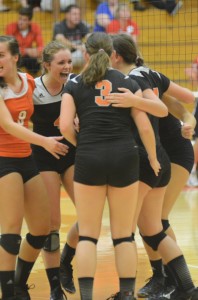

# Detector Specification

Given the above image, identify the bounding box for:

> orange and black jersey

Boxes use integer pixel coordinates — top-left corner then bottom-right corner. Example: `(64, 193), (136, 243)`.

(129, 66), (182, 142)
(62, 68), (140, 145)
(0, 72), (35, 157)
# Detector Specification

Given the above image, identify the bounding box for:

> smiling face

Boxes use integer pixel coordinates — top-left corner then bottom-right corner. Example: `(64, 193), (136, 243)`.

(0, 41), (18, 78)
(44, 49), (73, 84)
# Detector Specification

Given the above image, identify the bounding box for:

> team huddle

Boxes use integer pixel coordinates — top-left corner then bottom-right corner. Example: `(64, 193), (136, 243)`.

(0, 32), (197, 300)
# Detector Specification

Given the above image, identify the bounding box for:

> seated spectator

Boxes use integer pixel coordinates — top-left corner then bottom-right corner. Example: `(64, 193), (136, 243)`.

(53, 4), (89, 68)
(94, 0), (119, 32)
(106, 3), (140, 43)
(5, 6), (44, 75)
(148, 0), (183, 15)
(40, 0), (88, 23)
(130, 0), (146, 11)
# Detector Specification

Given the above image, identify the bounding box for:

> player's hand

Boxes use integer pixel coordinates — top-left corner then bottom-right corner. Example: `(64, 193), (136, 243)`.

(43, 136), (69, 159)
(181, 123), (194, 140)
(105, 88), (136, 108)
(148, 157), (161, 177)
(74, 115), (80, 132)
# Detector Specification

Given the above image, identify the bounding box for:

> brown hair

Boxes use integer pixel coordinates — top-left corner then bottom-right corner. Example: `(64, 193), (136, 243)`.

(0, 35), (20, 88)
(111, 33), (144, 66)
(82, 32), (113, 86)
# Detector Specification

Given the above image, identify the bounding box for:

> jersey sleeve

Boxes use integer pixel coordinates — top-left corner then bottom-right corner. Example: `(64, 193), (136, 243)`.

(129, 74), (149, 91)
(124, 76), (141, 93)
(157, 71), (170, 92)
(62, 80), (73, 96)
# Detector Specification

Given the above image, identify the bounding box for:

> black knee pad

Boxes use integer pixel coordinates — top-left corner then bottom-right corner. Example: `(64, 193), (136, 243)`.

(79, 235), (98, 245)
(162, 219), (170, 232)
(43, 231), (60, 252)
(141, 230), (166, 251)
(26, 233), (48, 249)
(0, 234), (21, 255)
(112, 236), (132, 247)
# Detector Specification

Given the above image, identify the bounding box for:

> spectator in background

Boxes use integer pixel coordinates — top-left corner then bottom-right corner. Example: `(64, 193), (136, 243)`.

(147, 0), (183, 15)
(40, 0), (88, 24)
(5, 6), (44, 75)
(106, 3), (140, 44)
(53, 4), (89, 69)
(94, 0), (119, 32)
(130, 0), (146, 11)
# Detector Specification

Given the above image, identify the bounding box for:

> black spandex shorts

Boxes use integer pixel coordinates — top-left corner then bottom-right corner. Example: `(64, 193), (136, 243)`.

(160, 135), (194, 173)
(0, 155), (39, 183)
(74, 139), (139, 187)
(32, 142), (76, 174)
(139, 145), (171, 188)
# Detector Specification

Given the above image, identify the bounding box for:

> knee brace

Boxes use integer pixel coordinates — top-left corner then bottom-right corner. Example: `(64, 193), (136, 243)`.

(26, 233), (48, 249)
(0, 234), (21, 255)
(43, 231), (60, 252)
(79, 235), (98, 245)
(162, 219), (170, 232)
(112, 236), (132, 247)
(141, 230), (166, 251)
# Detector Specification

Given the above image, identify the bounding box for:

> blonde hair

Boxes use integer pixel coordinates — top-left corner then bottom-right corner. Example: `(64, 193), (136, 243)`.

(42, 40), (71, 73)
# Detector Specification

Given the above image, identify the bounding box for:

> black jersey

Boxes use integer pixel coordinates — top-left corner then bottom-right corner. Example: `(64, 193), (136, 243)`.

(63, 68), (140, 145)
(128, 66), (171, 187)
(129, 66), (193, 174)
(129, 66), (171, 146)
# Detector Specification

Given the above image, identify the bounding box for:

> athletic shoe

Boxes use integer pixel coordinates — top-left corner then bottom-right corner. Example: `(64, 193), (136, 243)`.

(60, 262), (76, 294)
(15, 284), (33, 300)
(137, 274), (165, 298)
(170, 1), (183, 15)
(147, 286), (198, 300)
(186, 171), (198, 187)
(106, 291), (136, 300)
(50, 286), (67, 300)
(146, 284), (175, 299)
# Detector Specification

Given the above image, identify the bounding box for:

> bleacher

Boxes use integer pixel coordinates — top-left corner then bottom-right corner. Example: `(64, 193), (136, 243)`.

(1, 0), (198, 94)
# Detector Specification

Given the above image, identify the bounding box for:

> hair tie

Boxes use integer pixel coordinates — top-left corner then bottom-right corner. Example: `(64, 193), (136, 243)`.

(99, 48), (105, 52)
(135, 56), (140, 62)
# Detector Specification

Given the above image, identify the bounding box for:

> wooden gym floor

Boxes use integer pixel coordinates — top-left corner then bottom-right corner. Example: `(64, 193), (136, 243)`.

(24, 185), (198, 300)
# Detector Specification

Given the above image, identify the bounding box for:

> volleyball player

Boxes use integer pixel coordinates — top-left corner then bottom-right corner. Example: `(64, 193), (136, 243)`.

(108, 33), (198, 300)
(59, 32), (161, 300)
(31, 40), (77, 299)
(0, 35), (67, 300)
